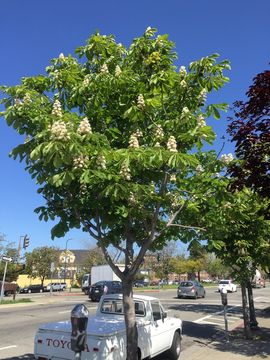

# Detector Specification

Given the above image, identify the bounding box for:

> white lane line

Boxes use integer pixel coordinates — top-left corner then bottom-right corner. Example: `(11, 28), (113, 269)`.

(194, 304), (240, 324)
(210, 317), (236, 323)
(0, 345), (17, 351)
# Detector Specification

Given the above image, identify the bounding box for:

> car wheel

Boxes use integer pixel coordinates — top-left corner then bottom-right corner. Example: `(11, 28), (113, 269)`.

(166, 331), (181, 360)
(202, 291), (206, 298)
(28, 289), (31, 293)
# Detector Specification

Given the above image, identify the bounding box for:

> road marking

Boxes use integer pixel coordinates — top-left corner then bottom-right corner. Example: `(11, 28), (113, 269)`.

(211, 317), (236, 323)
(0, 345), (17, 351)
(194, 304), (240, 324)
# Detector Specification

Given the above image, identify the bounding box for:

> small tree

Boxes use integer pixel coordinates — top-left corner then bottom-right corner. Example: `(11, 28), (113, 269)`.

(1, 28), (230, 358)
(25, 246), (60, 286)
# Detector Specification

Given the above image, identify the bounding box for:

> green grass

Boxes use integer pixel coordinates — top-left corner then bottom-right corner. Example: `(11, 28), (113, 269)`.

(0, 298), (32, 305)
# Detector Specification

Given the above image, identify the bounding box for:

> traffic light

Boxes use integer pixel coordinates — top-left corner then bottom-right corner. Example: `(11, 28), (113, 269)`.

(23, 235), (30, 249)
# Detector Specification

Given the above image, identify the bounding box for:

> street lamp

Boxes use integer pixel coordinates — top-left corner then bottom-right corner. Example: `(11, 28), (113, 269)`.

(63, 239), (73, 283)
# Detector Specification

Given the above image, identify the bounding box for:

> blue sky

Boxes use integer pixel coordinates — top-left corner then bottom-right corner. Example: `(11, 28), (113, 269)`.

(0, 1), (269, 253)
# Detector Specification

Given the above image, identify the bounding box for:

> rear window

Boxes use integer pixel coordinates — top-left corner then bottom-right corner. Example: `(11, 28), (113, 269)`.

(180, 281), (193, 287)
(100, 299), (145, 316)
(219, 280), (229, 284)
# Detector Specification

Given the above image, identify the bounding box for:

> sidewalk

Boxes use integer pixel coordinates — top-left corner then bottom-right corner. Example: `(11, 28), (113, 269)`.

(182, 306), (270, 360)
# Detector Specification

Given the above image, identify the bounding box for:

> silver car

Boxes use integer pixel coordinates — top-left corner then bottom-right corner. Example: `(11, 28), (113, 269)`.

(177, 280), (206, 299)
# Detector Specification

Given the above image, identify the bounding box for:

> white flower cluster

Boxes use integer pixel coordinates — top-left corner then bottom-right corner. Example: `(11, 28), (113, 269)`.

(196, 165), (204, 173)
(50, 121), (70, 141)
(73, 155), (89, 170)
(96, 155), (107, 170)
(220, 153), (234, 165)
(128, 193), (137, 205)
(179, 66), (187, 76)
(120, 164), (131, 180)
(58, 53), (65, 60)
(197, 115), (206, 128)
(180, 79), (187, 88)
(150, 181), (155, 194)
(100, 64), (109, 74)
(52, 99), (62, 117)
(170, 174), (177, 182)
(77, 117), (92, 135)
(83, 76), (90, 87)
(167, 136), (177, 152)
(171, 194), (179, 209)
(23, 93), (31, 104)
(129, 134), (139, 148)
(115, 65), (122, 77)
(134, 129), (143, 137)
(80, 184), (87, 195)
(15, 98), (23, 106)
(182, 107), (190, 116)
(137, 94), (145, 109)
(155, 125), (164, 139)
(199, 88), (207, 104)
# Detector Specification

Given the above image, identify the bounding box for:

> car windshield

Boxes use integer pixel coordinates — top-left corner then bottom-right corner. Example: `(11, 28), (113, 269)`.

(219, 280), (229, 284)
(180, 282), (193, 287)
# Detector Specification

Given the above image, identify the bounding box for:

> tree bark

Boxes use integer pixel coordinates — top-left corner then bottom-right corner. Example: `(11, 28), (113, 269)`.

(241, 282), (252, 339)
(122, 278), (138, 360)
(247, 280), (258, 328)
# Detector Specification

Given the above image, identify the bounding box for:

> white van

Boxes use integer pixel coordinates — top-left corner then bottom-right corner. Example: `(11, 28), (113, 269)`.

(46, 282), (66, 291)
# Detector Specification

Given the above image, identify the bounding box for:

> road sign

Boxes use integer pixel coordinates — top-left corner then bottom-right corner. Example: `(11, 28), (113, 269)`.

(1, 256), (13, 262)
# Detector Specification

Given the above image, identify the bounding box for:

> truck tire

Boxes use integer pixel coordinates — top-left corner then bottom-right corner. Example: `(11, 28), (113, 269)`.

(166, 331), (181, 360)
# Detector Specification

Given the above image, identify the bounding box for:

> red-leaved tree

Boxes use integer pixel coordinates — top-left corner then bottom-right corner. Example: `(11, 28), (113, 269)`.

(227, 68), (270, 204)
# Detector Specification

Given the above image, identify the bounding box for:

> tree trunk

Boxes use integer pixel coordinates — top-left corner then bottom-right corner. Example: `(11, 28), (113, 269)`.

(247, 280), (258, 328)
(241, 282), (252, 339)
(122, 278), (138, 360)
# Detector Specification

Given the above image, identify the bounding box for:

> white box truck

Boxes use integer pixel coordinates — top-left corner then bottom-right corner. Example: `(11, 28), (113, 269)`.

(81, 264), (124, 294)
(91, 264), (124, 284)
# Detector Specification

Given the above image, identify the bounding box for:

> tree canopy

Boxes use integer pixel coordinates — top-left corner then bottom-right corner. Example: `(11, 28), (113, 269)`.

(1, 28), (231, 359)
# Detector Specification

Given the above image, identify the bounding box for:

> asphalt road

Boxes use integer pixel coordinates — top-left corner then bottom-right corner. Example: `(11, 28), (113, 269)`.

(0, 285), (269, 360)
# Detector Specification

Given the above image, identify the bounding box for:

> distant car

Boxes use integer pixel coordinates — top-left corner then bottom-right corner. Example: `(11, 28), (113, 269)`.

(251, 278), (265, 288)
(133, 280), (149, 288)
(20, 284), (45, 293)
(88, 281), (122, 302)
(177, 280), (206, 299)
(46, 282), (66, 291)
(218, 279), (237, 293)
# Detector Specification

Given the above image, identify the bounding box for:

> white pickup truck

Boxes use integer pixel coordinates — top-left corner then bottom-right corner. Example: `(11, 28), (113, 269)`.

(34, 294), (182, 360)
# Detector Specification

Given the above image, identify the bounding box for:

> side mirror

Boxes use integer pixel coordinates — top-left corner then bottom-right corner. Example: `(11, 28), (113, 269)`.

(71, 304), (89, 355)
(162, 311), (167, 322)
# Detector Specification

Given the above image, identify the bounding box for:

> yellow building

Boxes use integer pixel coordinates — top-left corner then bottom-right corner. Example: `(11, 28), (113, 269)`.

(17, 249), (89, 288)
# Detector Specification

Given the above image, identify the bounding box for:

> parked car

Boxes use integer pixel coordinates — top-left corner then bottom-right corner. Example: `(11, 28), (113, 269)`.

(46, 282), (66, 291)
(133, 280), (149, 288)
(88, 281), (122, 302)
(20, 284), (45, 293)
(34, 294), (182, 360)
(218, 279), (237, 293)
(177, 280), (206, 299)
